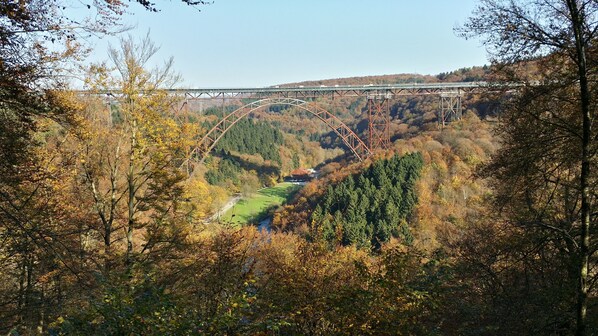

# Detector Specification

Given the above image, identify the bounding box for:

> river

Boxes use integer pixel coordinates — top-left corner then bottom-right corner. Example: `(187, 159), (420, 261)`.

(258, 217), (272, 232)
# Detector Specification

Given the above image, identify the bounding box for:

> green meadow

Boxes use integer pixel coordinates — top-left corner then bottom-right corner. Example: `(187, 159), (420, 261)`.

(220, 182), (301, 225)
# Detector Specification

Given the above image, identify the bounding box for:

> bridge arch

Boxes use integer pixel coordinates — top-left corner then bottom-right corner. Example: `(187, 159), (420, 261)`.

(184, 98), (372, 168)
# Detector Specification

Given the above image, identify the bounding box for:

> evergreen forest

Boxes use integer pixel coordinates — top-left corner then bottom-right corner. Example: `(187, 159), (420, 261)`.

(213, 118), (284, 165)
(311, 153), (423, 249)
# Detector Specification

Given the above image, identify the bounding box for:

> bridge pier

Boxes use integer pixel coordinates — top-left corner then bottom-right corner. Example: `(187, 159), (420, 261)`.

(438, 91), (462, 127)
(104, 100), (113, 127)
(367, 95), (391, 151)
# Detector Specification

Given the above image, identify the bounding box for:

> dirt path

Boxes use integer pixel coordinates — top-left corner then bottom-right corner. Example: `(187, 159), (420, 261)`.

(207, 195), (241, 222)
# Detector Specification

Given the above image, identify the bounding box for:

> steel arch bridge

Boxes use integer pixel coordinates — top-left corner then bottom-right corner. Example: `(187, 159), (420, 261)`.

(179, 97), (372, 171)
(92, 81), (504, 170)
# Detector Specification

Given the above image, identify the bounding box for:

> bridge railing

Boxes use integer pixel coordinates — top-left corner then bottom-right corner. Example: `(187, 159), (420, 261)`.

(81, 81), (522, 99)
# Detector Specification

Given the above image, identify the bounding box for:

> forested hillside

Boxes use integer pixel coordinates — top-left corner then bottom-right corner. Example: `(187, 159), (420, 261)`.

(213, 118), (284, 165)
(273, 112), (496, 251)
(246, 65), (496, 158)
(198, 105), (344, 195)
(285, 65), (490, 87)
(311, 153), (423, 249)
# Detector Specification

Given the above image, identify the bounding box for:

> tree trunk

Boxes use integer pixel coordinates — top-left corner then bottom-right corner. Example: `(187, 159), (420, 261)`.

(18, 257), (25, 324)
(126, 119), (137, 270)
(566, 1), (591, 335)
(104, 222), (112, 272)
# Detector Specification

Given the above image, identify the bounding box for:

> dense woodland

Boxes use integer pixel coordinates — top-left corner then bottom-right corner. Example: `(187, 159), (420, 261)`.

(203, 118), (285, 191)
(198, 105), (344, 195)
(1, 0), (597, 335)
(311, 153), (423, 249)
(213, 119), (284, 165)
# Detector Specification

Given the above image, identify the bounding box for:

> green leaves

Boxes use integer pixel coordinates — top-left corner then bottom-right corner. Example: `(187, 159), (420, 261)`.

(312, 152), (423, 250)
(214, 118), (283, 165)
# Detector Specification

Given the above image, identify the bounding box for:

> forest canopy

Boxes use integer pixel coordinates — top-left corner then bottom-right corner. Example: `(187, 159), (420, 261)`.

(311, 153), (423, 249)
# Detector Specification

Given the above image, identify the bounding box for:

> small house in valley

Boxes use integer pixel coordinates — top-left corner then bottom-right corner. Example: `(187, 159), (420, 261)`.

(288, 168), (318, 182)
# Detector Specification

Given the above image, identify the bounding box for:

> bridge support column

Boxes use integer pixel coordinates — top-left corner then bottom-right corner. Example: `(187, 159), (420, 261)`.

(182, 100), (190, 122)
(104, 101), (113, 127)
(367, 95), (391, 151)
(438, 91), (462, 127)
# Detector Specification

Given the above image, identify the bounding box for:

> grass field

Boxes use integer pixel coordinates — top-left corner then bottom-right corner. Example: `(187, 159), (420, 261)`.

(220, 182), (302, 225)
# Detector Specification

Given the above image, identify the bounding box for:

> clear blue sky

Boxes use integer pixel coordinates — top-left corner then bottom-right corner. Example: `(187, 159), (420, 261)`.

(88, 0), (488, 87)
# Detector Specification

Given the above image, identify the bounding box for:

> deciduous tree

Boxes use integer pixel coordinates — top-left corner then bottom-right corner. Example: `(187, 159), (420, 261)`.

(460, 1), (597, 333)
(77, 33), (195, 273)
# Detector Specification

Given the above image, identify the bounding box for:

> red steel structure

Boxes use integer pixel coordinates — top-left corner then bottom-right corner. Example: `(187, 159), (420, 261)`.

(179, 98), (372, 172)
(438, 91), (462, 127)
(367, 96), (391, 151)
(93, 82), (496, 170)
(172, 83), (492, 168)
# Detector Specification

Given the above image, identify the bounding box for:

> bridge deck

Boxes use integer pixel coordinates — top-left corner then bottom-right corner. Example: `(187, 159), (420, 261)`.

(88, 81), (508, 100)
(167, 82), (492, 99)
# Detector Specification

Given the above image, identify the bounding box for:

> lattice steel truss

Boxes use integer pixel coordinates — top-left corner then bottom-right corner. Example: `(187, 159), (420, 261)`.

(438, 91), (462, 127)
(86, 82), (501, 171)
(367, 96), (391, 151)
(180, 98), (372, 173)
(172, 99), (189, 123)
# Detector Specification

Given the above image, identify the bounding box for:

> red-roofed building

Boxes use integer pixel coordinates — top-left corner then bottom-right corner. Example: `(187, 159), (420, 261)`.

(289, 168), (317, 182)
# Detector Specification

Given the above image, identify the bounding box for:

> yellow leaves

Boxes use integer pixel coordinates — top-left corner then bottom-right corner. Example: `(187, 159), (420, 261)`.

(182, 175), (214, 220)
(47, 89), (85, 113)
(451, 175), (463, 188)
(84, 62), (116, 92)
